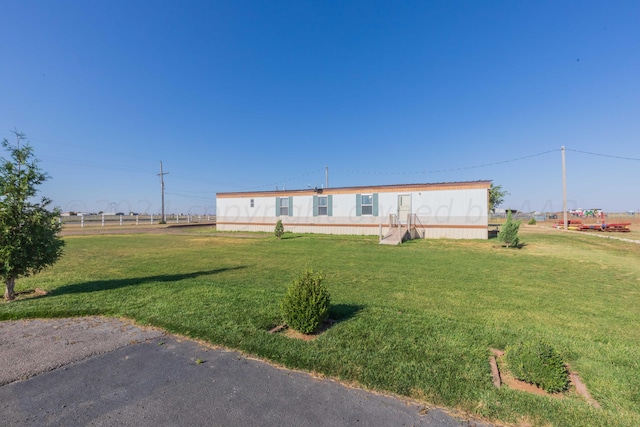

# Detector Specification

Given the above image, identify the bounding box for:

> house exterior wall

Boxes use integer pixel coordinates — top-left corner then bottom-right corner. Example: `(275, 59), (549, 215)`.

(216, 181), (490, 239)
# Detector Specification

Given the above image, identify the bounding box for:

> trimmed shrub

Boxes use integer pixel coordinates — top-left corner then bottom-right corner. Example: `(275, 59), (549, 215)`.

(281, 270), (330, 334)
(274, 219), (284, 239)
(528, 217), (537, 225)
(505, 340), (569, 393)
(498, 211), (521, 248)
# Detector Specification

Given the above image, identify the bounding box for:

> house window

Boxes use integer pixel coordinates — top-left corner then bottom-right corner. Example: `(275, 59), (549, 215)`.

(318, 196), (328, 216)
(250, 199), (254, 208)
(313, 194), (332, 217)
(280, 197), (289, 216)
(361, 194), (373, 215)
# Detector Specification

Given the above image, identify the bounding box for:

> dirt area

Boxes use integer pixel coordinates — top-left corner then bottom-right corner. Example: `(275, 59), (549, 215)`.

(268, 320), (337, 341)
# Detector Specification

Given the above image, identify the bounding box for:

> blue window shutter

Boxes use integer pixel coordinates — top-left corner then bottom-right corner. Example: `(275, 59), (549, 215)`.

(288, 196), (293, 216)
(275, 197), (280, 217)
(313, 195), (318, 217)
(327, 195), (333, 216)
(373, 193), (379, 216)
(356, 193), (362, 216)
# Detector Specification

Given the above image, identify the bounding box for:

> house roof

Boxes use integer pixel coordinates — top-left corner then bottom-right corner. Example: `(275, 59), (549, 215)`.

(216, 180), (491, 198)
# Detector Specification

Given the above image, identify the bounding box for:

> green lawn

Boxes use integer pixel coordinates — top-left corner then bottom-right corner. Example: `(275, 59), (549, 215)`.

(2, 229), (639, 427)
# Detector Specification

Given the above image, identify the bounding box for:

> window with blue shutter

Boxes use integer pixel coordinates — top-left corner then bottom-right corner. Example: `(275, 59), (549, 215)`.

(361, 194), (373, 215)
(318, 196), (328, 215)
(357, 193), (377, 216)
(316, 195), (332, 216)
(277, 197), (290, 216)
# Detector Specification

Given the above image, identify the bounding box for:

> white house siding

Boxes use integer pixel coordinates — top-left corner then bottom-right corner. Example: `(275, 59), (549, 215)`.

(216, 181), (489, 239)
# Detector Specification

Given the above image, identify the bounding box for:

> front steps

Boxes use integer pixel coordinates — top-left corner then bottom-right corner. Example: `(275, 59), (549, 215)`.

(379, 226), (409, 245)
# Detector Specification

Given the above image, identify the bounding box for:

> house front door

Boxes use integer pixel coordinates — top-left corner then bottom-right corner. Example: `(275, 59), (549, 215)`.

(398, 194), (411, 224)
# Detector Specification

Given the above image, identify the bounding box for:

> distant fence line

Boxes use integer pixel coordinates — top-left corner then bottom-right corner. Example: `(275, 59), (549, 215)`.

(60, 214), (216, 228)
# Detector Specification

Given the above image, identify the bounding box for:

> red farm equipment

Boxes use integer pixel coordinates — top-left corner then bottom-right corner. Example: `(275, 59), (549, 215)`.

(555, 212), (631, 232)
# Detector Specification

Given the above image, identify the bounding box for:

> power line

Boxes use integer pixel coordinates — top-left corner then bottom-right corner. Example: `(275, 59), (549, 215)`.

(566, 149), (640, 161)
(39, 155), (155, 174)
(165, 192), (214, 202)
(165, 188), (216, 195)
(237, 169), (324, 191)
(334, 149), (560, 176)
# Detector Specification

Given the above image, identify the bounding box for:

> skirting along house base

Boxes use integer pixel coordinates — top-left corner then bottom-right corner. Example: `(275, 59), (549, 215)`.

(216, 181), (491, 240)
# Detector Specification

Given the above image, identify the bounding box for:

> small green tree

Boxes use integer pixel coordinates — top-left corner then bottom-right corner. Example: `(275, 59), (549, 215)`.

(489, 183), (509, 213)
(280, 269), (330, 334)
(274, 219), (284, 239)
(497, 211), (521, 248)
(0, 131), (65, 300)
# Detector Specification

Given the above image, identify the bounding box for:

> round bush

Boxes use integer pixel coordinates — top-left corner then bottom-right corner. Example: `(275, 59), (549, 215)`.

(281, 270), (330, 334)
(505, 340), (569, 393)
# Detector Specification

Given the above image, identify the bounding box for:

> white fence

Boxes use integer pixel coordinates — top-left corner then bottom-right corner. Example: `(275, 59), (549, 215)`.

(60, 214), (216, 228)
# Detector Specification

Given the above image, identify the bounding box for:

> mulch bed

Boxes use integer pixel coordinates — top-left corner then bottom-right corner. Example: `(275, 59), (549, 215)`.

(268, 319), (337, 341)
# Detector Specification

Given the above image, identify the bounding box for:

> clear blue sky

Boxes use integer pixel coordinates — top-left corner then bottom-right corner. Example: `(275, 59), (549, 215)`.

(2, 0), (639, 214)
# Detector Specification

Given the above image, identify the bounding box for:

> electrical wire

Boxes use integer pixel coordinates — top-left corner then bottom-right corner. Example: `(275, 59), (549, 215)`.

(39, 155), (155, 174)
(566, 149), (640, 161)
(237, 169), (324, 191)
(334, 149), (560, 176)
(35, 147), (639, 197)
(165, 192), (214, 202)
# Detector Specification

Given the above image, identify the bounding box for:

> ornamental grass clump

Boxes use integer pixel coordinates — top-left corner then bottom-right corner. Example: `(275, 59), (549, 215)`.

(281, 269), (330, 334)
(505, 340), (569, 393)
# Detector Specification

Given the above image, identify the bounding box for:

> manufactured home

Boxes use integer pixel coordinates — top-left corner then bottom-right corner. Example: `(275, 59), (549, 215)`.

(216, 181), (491, 240)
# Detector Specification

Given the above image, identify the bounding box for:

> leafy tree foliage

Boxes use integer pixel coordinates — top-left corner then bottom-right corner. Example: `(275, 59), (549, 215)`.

(489, 183), (509, 213)
(0, 131), (64, 300)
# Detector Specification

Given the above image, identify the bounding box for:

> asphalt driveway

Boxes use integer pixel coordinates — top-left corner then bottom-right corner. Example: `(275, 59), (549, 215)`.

(0, 317), (491, 426)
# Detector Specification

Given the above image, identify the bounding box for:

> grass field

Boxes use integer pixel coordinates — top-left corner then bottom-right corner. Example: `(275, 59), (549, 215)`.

(2, 227), (639, 426)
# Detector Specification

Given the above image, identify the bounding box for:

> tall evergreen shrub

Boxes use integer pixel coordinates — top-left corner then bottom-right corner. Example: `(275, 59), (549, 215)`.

(498, 211), (521, 248)
(274, 219), (284, 239)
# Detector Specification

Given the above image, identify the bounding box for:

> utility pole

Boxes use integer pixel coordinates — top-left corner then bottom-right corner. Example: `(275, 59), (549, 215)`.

(325, 165), (329, 188)
(562, 146), (567, 231)
(158, 161), (169, 224)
